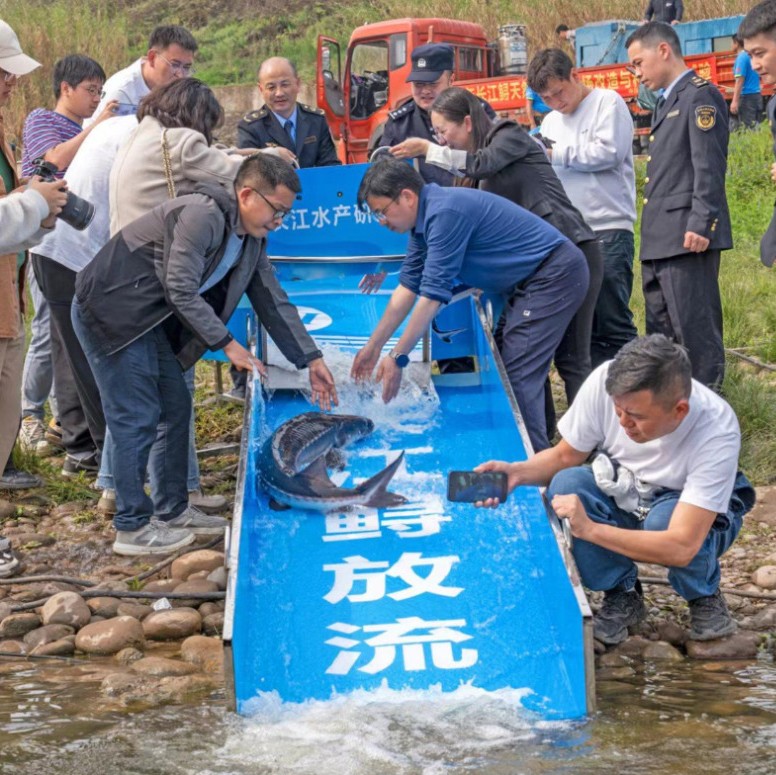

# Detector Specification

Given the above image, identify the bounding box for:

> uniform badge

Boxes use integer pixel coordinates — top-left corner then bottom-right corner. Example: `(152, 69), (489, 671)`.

(417, 58), (426, 69)
(695, 106), (716, 131)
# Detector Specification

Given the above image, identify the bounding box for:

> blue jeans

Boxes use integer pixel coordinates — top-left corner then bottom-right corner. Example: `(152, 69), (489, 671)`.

(97, 367), (200, 492)
(21, 265), (57, 420)
(547, 465), (754, 601)
(591, 229), (638, 367)
(72, 300), (190, 532)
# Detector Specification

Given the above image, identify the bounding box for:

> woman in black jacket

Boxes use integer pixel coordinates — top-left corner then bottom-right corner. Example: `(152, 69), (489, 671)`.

(392, 86), (604, 431)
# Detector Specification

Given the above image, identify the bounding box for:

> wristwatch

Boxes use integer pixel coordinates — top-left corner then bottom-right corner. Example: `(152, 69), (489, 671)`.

(388, 350), (410, 368)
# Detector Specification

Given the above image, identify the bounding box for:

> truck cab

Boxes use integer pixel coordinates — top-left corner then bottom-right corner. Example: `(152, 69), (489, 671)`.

(317, 18), (491, 164)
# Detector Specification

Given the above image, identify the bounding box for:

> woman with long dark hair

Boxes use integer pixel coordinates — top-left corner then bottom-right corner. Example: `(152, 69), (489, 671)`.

(396, 86), (604, 430)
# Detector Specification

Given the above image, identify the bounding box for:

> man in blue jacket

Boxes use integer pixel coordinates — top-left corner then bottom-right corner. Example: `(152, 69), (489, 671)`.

(73, 154), (338, 556)
(351, 158), (588, 453)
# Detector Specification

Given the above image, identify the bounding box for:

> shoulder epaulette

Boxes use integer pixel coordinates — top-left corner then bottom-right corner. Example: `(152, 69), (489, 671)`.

(690, 75), (709, 88)
(241, 107), (268, 122)
(388, 101), (414, 121)
(299, 103), (324, 115)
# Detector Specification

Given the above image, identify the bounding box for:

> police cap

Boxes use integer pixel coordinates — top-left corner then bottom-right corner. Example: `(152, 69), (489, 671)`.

(406, 43), (454, 83)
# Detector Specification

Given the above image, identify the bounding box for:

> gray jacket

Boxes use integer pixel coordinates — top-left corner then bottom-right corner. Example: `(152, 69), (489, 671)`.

(75, 182), (321, 370)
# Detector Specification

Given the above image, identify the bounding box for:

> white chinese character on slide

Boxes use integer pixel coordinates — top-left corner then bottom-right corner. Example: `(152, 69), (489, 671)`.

(332, 204), (352, 226)
(322, 506), (451, 542)
(312, 206), (331, 229)
(323, 552), (463, 604)
(325, 617), (478, 675)
(354, 207), (374, 225)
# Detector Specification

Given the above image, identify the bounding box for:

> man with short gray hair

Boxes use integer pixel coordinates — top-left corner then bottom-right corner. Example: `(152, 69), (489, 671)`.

(475, 334), (754, 646)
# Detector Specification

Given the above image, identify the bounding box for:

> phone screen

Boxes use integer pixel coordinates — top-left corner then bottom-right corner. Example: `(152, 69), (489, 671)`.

(114, 103), (138, 116)
(447, 471), (508, 503)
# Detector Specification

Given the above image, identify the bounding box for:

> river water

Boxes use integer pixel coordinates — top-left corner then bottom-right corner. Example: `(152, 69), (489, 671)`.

(2, 654), (776, 774)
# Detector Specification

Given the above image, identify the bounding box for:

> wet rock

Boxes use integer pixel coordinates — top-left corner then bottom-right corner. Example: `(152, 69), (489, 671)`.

(202, 612), (224, 636)
(87, 597), (122, 618)
(171, 550), (225, 580)
(142, 608), (202, 640)
(130, 656), (197, 677)
(31, 638), (75, 657)
(593, 639), (607, 655)
(643, 641), (684, 661)
(655, 621), (687, 647)
(116, 602), (152, 621)
(51, 502), (86, 519)
(207, 566), (228, 590)
(0, 613), (42, 639)
(142, 579), (181, 594)
(23, 623), (74, 649)
(41, 591), (91, 629)
(13, 532), (55, 548)
(612, 636), (652, 658)
(115, 647), (144, 665)
(101, 671), (217, 706)
(198, 602), (221, 618)
(0, 499), (14, 520)
(597, 665), (636, 680)
(75, 616), (145, 655)
(171, 579), (220, 608)
(751, 566), (776, 590)
(750, 605), (776, 629)
(700, 660), (754, 673)
(0, 602), (12, 622)
(598, 652), (632, 668)
(685, 631), (760, 660)
(0, 639), (26, 655)
(180, 635), (224, 674)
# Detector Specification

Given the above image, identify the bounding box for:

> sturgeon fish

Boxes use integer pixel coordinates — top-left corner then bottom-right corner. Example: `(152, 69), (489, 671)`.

(258, 412), (407, 512)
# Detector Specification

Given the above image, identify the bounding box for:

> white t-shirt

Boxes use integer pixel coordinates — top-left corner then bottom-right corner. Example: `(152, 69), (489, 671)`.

(85, 59), (149, 128)
(558, 363), (741, 514)
(539, 88), (636, 233)
(34, 116), (137, 271)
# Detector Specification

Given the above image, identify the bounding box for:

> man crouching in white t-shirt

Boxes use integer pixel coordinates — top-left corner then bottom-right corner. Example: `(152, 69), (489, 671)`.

(475, 335), (755, 646)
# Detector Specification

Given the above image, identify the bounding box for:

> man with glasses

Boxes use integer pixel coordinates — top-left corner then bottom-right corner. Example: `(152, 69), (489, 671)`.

(238, 56), (340, 168)
(88, 25), (198, 123)
(352, 159), (588, 453)
(72, 154), (337, 556)
(18, 54), (116, 481)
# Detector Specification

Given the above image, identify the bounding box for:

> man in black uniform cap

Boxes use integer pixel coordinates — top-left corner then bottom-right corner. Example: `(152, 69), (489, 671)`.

(238, 56), (341, 168)
(378, 43), (458, 186)
(626, 22), (731, 390)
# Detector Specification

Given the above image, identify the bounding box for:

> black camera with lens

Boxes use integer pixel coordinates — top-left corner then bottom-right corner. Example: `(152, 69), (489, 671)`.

(30, 158), (94, 231)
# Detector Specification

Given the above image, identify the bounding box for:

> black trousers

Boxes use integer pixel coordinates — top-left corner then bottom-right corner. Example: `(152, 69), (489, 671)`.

(641, 250), (725, 390)
(545, 238), (604, 437)
(31, 255), (105, 454)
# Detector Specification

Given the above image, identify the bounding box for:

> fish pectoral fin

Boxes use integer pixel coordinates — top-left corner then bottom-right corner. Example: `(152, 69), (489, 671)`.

(357, 451), (407, 508)
(269, 498), (292, 511)
(325, 448), (346, 471)
(298, 455), (338, 491)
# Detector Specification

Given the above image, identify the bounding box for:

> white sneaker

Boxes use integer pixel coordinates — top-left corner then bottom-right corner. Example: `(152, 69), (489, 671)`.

(0, 536), (20, 578)
(188, 489), (227, 513)
(18, 416), (52, 457)
(113, 518), (195, 556)
(167, 505), (228, 536)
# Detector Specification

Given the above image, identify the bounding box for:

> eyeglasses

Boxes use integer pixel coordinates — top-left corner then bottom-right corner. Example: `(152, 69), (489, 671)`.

(250, 187), (291, 221)
(1, 69), (17, 83)
(157, 52), (196, 76)
(370, 194), (400, 222)
(79, 84), (105, 98)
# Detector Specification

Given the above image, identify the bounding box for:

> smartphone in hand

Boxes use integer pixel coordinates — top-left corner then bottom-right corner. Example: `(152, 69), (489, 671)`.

(447, 471), (508, 503)
(114, 103), (138, 116)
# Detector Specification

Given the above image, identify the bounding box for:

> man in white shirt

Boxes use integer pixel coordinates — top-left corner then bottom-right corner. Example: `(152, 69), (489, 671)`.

(88, 25), (197, 123)
(528, 48), (638, 367)
(475, 335), (754, 646)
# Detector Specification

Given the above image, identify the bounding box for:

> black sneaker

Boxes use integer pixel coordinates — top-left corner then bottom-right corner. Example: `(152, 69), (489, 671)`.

(0, 467), (43, 490)
(688, 589), (737, 641)
(61, 452), (99, 478)
(0, 537), (20, 578)
(594, 581), (647, 645)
